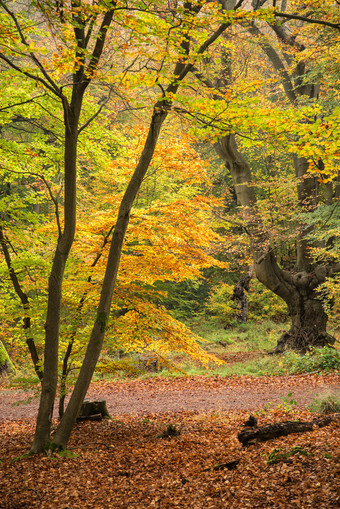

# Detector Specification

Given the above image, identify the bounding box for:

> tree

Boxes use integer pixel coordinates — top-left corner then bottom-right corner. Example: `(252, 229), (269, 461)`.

(214, 0), (340, 351)
(0, 340), (13, 374)
(0, 0), (235, 451)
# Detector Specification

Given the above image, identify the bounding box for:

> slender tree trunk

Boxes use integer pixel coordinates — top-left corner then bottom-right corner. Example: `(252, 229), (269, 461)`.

(293, 155), (318, 271)
(31, 113), (79, 453)
(0, 225), (42, 380)
(51, 106), (169, 450)
(0, 340), (13, 375)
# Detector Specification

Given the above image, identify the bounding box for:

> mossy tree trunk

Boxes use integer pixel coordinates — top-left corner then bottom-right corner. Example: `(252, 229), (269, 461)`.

(0, 340), (14, 375)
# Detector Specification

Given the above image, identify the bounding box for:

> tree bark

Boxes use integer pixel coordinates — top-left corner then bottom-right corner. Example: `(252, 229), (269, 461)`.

(216, 134), (338, 353)
(231, 268), (253, 323)
(238, 414), (340, 446)
(31, 108), (80, 453)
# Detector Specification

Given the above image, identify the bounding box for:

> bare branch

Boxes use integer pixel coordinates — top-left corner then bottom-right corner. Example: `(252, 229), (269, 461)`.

(78, 89), (112, 134)
(0, 94), (46, 112)
(274, 11), (340, 31)
(0, 53), (60, 96)
(0, 0), (62, 95)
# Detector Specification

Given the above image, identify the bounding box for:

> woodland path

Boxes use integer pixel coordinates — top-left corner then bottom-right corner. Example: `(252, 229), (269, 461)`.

(0, 373), (339, 420)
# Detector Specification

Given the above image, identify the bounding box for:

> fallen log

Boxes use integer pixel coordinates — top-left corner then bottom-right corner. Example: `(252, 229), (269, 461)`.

(238, 414), (340, 446)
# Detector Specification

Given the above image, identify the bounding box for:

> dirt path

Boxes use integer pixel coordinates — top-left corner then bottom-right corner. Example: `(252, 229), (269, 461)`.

(1, 373), (339, 420)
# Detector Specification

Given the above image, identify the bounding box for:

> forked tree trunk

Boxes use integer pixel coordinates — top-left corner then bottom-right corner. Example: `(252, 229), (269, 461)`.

(28, 5), (116, 454)
(50, 9), (231, 450)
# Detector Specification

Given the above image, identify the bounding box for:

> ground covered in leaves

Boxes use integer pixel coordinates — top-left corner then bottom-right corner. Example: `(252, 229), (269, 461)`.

(1, 375), (340, 508)
(1, 409), (339, 508)
(1, 373), (340, 419)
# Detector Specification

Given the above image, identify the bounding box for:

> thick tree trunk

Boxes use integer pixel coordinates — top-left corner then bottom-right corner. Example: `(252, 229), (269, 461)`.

(216, 134), (338, 353)
(274, 286), (332, 353)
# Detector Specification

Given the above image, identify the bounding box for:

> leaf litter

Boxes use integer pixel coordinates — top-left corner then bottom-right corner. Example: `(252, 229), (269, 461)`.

(0, 374), (339, 508)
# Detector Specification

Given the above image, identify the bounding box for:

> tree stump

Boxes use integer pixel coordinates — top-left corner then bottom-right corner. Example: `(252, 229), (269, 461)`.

(77, 399), (111, 421)
(138, 353), (160, 372)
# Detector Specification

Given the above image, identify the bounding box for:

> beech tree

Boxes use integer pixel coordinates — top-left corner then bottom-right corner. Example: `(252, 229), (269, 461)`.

(0, 0), (236, 451)
(211, 0), (340, 351)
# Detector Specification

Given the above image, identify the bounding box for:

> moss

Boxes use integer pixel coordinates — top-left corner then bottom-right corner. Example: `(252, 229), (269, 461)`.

(96, 312), (108, 333)
(0, 340), (14, 374)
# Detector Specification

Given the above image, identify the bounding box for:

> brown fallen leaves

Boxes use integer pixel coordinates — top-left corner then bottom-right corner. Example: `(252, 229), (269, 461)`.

(1, 406), (339, 509)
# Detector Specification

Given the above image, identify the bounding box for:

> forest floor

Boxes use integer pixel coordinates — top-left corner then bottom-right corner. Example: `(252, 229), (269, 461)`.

(0, 373), (339, 508)
(1, 372), (340, 420)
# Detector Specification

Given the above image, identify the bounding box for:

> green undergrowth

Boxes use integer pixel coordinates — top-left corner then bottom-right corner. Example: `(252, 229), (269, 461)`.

(281, 346), (340, 374)
(92, 319), (340, 380)
(97, 319), (339, 380)
(309, 391), (340, 414)
(3, 319), (339, 388)
(190, 317), (283, 351)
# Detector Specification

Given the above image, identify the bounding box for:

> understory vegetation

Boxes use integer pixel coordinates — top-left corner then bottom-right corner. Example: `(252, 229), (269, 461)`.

(4, 315), (340, 391)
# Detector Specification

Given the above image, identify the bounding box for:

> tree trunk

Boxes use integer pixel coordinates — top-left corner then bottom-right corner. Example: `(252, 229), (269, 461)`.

(0, 340), (14, 375)
(216, 134), (338, 353)
(274, 285), (332, 353)
(231, 268), (253, 323)
(0, 225), (42, 380)
(51, 104), (170, 450)
(31, 108), (80, 453)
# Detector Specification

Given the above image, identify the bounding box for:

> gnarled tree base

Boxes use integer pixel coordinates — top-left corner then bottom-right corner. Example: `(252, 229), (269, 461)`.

(272, 328), (335, 354)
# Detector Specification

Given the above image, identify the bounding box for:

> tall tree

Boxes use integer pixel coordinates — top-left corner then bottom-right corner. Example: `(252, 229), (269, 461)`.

(0, 0), (234, 451)
(214, 0), (340, 351)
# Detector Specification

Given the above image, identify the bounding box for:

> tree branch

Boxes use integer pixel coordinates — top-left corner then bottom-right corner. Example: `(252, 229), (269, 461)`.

(0, 0), (61, 95)
(0, 224), (42, 380)
(78, 89), (112, 134)
(274, 11), (340, 31)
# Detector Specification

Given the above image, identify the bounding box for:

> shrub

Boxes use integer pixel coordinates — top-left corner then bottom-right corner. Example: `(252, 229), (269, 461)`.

(283, 346), (340, 374)
(205, 279), (287, 324)
(309, 392), (340, 414)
